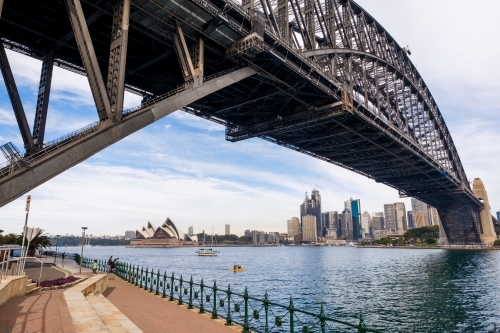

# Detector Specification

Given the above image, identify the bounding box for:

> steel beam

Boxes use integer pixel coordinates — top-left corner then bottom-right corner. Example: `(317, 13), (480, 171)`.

(0, 67), (256, 207)
(106, 0), (130, 121)
(32, 50), (55, 150)
(0, 42), (35, 153)
(65, 0), (112, 120)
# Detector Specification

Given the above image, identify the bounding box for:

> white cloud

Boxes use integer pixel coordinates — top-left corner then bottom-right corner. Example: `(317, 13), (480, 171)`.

(0, 108), (16, 126)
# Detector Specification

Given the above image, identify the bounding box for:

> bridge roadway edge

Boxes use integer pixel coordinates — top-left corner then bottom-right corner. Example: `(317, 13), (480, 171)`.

(0, 67), (257, 207)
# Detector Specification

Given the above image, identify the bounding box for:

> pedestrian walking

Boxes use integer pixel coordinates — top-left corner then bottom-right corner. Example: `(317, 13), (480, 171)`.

(92, 259), (98, 275)
(62, 252), (66, 262)
(111, 258), (119, 273)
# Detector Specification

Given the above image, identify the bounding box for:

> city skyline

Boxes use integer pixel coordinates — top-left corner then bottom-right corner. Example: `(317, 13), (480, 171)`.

(0, 1), (499, 236)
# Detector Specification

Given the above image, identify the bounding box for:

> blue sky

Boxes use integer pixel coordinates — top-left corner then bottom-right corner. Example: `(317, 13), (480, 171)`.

(1, 0), (499, 236)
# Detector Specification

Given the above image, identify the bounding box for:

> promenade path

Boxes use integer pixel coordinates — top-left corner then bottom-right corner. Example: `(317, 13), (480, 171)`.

(0, 259), (243, 333)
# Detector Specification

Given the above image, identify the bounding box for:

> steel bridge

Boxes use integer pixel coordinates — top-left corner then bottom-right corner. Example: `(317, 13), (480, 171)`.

(0, 0), (495, 244)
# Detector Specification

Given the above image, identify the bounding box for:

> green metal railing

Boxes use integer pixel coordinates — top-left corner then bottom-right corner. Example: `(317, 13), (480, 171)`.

(80, 257), (391, 333)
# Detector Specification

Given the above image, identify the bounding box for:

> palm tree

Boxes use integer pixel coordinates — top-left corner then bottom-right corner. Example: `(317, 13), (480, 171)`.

(18, 229), (51, 256)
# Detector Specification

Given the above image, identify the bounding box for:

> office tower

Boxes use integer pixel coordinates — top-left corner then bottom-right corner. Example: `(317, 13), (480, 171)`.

(244, 229), (251, 237)
(300, 189), (322, 237)
(394, 202), (407, 233)
(125, 230), (135, 239)
(350, 199), (362, 240)
(188, 226), (194, 236)
(429, 207), (441, 226)
(372, 214), (384, 230)
(339, 208), (352, 239)
(287, 217), (300, 237)
(361, 211), (371, 238)
(407, 212), (414, 229)
(301, 216), (317, 242)
(384, 204), (396, 232)
(225, 224), (230, 235)
(411, 198), (430, 226)
(322, 211), (338, 239)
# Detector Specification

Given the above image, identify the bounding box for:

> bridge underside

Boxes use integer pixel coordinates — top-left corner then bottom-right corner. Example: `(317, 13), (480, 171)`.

(0, 0), (488, 244)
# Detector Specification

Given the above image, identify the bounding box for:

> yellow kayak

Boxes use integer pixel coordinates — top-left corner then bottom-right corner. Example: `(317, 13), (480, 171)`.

(229, 267), (247, 272)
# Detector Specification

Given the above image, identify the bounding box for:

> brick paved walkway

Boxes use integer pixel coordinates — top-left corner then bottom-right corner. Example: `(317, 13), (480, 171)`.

(0, 290), (75, 333)
(104, 275), (242, 333)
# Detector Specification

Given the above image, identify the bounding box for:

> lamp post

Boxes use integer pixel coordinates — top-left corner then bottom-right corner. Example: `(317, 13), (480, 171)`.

(54, 235), (60, 263)
(79, 227), (87, 273)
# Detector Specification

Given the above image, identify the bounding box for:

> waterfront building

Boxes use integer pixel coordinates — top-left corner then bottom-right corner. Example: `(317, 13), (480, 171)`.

(373, 230), (390, 240)
(339, 208), (352, 239)
(322, 211), (338, 239)
(300, 189), (322, 237)
(414, 212), (427, 228)
(407, 212), (414, 229)
(361, 211), (371, 239)
(372, 215), (384, 230)
(350, 199), (362, 240)
(130, 218), (197, 247)
(125, 230), (135, 239)
(384, 204), (396, 232)
(244, 229), (251, 237)
(188, 226), (194, 236)
(225, 224), (230, 235)
(287, 217), (300, 238)
(411, 198), (441, 227)
(251, 230), (266, 245)
(429, 207), (441, 226)
(394, 202), (407, 234)
(301, 215), (317, 242)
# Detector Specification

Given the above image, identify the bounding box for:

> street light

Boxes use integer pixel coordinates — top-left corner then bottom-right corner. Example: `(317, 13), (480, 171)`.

(79, 227), (88, 273)
(54, 235), (60, 263)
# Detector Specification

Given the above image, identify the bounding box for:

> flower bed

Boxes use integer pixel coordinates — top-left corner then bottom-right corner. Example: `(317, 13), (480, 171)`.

(35, 276), (86, 291)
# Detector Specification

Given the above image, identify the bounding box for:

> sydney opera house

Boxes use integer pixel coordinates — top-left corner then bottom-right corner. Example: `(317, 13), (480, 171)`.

(128, 218), (199, 247)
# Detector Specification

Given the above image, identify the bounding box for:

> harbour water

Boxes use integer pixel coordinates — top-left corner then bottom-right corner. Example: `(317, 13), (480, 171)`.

(61, 246), (500, 332)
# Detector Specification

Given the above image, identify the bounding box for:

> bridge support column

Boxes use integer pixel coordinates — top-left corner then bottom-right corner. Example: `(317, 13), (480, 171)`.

(438, 203), (481, 245)
(472, 178), (497, 245)
(32, 50), (55, 151)
(172, 23), (203, 87)
(106, 0), (130, 122)
(65, 0), (112, 120)
(0, 41), (35, 154)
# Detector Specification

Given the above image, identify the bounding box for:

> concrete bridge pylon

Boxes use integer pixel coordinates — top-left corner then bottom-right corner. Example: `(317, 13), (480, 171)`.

(472, 178), (497, 245)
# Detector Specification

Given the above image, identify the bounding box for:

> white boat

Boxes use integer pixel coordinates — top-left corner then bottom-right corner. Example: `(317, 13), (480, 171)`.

(197, 227), (219, 256)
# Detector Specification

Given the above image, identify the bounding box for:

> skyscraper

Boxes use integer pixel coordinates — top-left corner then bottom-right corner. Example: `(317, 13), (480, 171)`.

(394, 202), (407, 233)
(287, 217), (300, 238)
(407, 211), (414, 229)
(244, 229), (251, 237)
(188, 226), (194, 236)
(350, 199), (362, 240)
(301, 216), (317, 242)
(412, 198), (440, 227)
(322, 211), (338, 239)
(361, 211), (371, 239)
(225, 224), (230, 235)
(384, 204), (396, 232)
(300, 189), (322, 237)
(372, 214), (384, 230)
(339, 208), (352, 239)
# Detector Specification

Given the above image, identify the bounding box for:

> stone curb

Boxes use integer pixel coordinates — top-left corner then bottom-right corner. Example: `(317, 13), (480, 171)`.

(40, 277), (88, 291)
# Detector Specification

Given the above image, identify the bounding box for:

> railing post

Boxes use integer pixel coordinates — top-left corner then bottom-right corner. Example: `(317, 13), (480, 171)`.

(144, 267), (149, 290)
(357, 312), (367, 333)
(178, 274), (184, 305)
(264, 292), (269, 333)
(139, 267), (144, 288)
(149, 268), (154, 293)
(199, 278), (205, 314)
(319, 304), (326, 333)
(162, 271), (167, 298)
(188, 276), (194, 309)
(169, 272), (175, 301)
(288, 296), (294, 333)
(135, 266), (140, 286)
(155, 269), (160, 295)
(211, 280), (218, 319)
(242, 287), (250, 332)
(226, 284), (232, 326)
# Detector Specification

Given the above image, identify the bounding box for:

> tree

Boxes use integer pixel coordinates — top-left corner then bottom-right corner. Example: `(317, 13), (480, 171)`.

(403, 226), (439, 243)
(19, 229), (51, 256)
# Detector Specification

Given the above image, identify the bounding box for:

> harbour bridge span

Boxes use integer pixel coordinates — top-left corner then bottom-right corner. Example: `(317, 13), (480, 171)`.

(0, 0), (495, 244)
